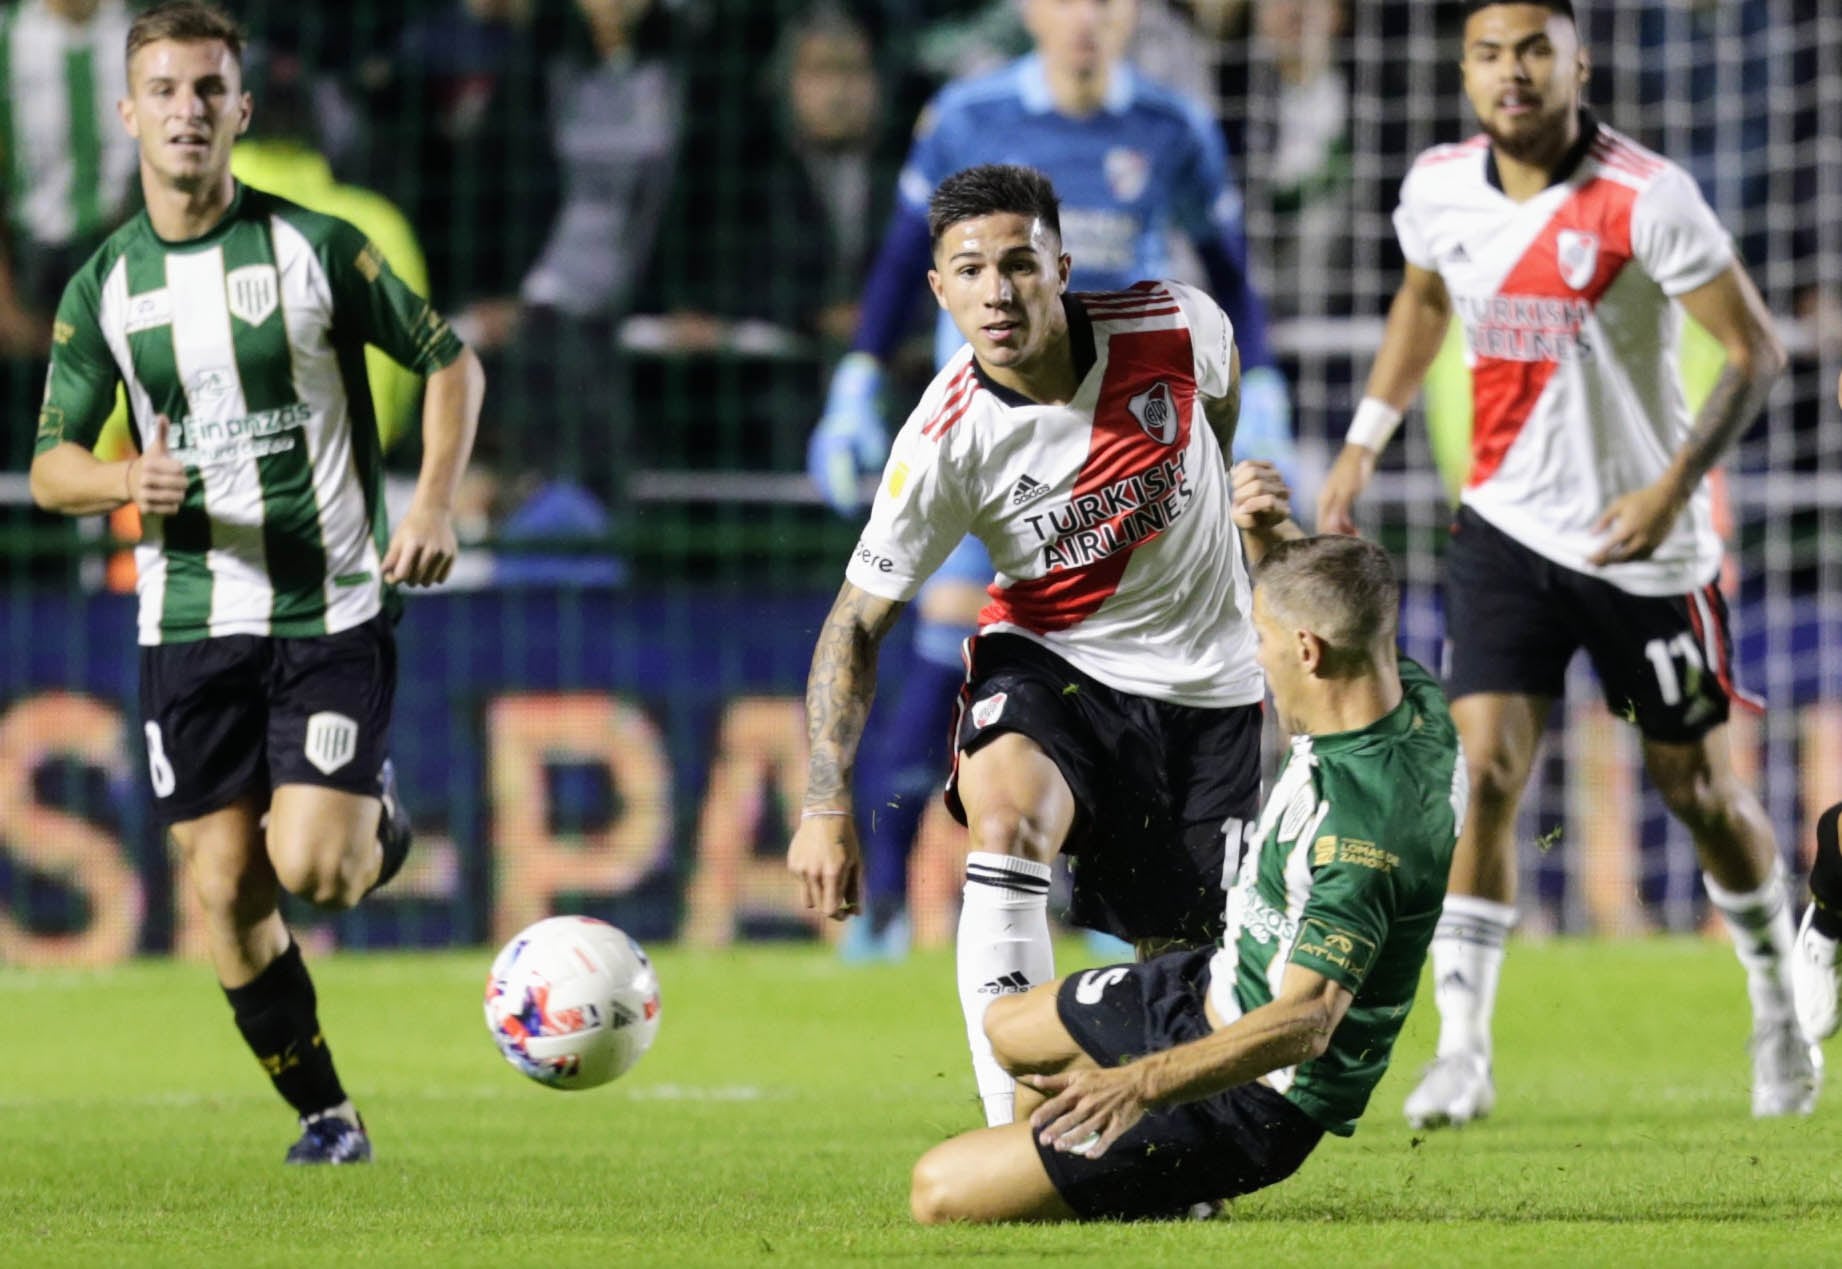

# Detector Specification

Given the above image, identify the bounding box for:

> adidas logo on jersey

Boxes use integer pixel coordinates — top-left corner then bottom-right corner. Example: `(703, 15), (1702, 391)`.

(1010, 474), (1050, 506)
(1444, 242), (1470, 264)
(977, 971), (1032, 995)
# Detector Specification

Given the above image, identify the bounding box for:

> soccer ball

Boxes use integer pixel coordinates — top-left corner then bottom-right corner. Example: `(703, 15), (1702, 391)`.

(483, 916), (662, 1090)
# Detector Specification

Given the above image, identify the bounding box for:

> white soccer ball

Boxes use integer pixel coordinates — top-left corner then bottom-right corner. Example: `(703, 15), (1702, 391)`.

(483, 916), (662, 1090)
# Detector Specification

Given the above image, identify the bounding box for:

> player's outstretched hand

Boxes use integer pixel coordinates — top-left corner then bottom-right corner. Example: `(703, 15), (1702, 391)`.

(787, 811), (862, 921)
(1024, 1065), (1150, 1161)
(130, 415), (188, 517)
(1316, 442), (1377, 537)
(382, 503), (459, 586)
(807, 352), (888, 515)
(1230, 459), (1293, 534)
(1589, 478), (1685, 566)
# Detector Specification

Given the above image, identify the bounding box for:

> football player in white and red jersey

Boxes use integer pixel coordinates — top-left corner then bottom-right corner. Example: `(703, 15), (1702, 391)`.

(1318, 0), (1816, 1126)
(788, 163), (1300, 1129)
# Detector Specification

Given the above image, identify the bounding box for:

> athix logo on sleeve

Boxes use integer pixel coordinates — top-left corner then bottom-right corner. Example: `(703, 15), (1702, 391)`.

(1293, 918), (1376, 978)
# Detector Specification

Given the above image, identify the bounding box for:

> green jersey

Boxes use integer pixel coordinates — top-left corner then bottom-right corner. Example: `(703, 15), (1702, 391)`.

(35, 183), (463, 645)
(1206, 658), (1463, 1136)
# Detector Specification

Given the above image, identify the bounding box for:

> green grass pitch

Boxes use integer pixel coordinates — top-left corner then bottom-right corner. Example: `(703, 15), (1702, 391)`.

(5, 937), (1841, 1267)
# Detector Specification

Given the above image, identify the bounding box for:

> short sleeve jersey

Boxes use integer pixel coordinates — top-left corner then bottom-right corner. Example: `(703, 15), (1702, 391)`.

(1206, 659), (1464, 1135)
(899, 54), (1246, 364)
(36, 183), (464, 645)
(1393, 116), (1733, 596)
(845, 280), (1258, 708)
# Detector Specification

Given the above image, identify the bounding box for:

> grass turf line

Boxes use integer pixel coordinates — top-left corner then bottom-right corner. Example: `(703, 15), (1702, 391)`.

(3, 938), (1840, 1267)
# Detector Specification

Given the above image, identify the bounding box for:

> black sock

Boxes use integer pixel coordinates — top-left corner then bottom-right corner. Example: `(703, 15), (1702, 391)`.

(1812, 803), (1842, 940)
(223, 940), (348, 1119)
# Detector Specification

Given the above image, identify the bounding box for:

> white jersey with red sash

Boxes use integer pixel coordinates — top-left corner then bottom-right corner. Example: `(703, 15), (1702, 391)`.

(1394, 116), (1734, 596)
(845, 279), (1260, 708)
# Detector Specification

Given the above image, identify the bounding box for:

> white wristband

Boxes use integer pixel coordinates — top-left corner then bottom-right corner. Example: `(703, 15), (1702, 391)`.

(1346, 397), (1404, 452)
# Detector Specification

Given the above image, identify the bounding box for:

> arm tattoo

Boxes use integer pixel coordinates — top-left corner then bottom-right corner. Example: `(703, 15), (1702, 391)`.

(1674, 360), (1776, 490)
(803, 585), (903, 805)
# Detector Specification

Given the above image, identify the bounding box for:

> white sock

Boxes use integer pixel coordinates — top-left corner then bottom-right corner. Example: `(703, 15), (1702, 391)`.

(1429, 894), (1517, 1060)
(957, 851), (1054, 1126)
(1704, 864), (1796, 1027)
(304, 1099), (359, 1128)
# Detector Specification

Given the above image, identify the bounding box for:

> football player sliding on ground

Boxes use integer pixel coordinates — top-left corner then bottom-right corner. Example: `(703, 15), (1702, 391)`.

(907, 531), (1464, 1223)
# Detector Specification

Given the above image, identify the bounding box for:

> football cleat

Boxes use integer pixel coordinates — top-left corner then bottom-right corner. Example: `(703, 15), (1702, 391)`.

(284, 1113), (372, 1165)
(1403, 1050), (1495, 1130)
(370, 758), (413, 895)
(1750, 1019), (1822, 1118)
(1791, 904), (1841, 1042)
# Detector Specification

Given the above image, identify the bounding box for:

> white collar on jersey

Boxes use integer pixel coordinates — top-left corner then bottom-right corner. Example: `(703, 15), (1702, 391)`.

(1016, 53), (1137, 116)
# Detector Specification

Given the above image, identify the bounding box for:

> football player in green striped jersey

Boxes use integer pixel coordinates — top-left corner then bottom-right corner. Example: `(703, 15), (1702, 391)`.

(910, 499), (1464, 1224)
(27, 2), (484, 1165)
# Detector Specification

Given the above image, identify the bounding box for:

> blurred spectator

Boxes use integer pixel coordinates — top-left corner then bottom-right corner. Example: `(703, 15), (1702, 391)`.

(358, 0), (562, 311)
(1252, 0), (1350, 322)
(454, 0), (682, 534)
(0, 0), (136, 579)
(635, 3), (900, 471)
(0, 0), (136, 361)
(232, 42), (433, 453)
(654, 6), (894, 346)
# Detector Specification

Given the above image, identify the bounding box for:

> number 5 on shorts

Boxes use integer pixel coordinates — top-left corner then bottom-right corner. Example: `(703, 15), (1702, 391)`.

(144, 722), (177, 798)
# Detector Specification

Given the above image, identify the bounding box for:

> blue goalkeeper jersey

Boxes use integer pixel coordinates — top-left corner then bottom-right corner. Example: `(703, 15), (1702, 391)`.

(858, 53), (1271, 370)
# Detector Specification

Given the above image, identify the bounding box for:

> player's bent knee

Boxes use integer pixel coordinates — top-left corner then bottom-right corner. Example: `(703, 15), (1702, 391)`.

(1466, 746), (1531, 807)
(970, 808), (1056, 863)
(910, 1146), (969, 1225)
(1651, 762), (1741, 835)
(984, 993), (1031, 1072)
(187, 857), (262, 922)
(267, 828), (369, 911)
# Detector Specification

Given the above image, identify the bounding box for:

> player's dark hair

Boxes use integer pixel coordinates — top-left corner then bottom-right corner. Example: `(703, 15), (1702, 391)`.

(927, 164), (1062, 248)
(1463, 0), (1575, 22)
(1257, 535), (1401, 658)
(127, 1), (244, 74)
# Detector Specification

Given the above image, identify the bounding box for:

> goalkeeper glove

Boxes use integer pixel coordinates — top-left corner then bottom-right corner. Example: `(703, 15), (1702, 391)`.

(1232, 365), (1299, 489)
(807, 352), (890, 515)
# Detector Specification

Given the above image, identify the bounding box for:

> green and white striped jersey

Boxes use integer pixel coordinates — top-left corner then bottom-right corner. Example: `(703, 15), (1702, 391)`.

(0, 0), (136, 247)
(1206, 657), (1464, 1136)
(36, 183), (464, 645)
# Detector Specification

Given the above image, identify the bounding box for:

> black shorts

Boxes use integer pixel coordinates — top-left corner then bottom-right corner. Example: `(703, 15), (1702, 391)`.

(138, 612), (397, 825)
(1040, 949), (1324, 1220)
(1445, 506), (1756, 743)
(943, 634), (1262, 944)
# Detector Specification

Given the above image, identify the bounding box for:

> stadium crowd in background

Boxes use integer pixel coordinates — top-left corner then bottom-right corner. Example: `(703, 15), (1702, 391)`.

(2, 0), (1838, 995)
(0, 0), (1829, 536)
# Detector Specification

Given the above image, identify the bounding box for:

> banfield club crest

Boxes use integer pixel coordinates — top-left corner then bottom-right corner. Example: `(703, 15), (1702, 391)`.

(1556, 230), (1599, 290)
(1127, 381), (1178, 444)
